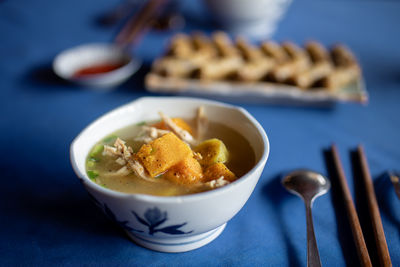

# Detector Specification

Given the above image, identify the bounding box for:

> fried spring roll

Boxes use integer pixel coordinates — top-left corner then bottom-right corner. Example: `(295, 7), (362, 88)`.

(168, 34), (215, 66)
(152, 57), (197, 78)
(331, 44), (357, 67)
(193, 57), (243, 80)
(192, 32), (217, 59)
(282, 42), (309, 61)
(167, 34), (193, 59)
(287, 41), (334, 89)
(236, 60), (275, 82)
(261, 41), (288, 63)
(305, 41), (331, 63)
(212, 31), (240, 58)
(233, 37), (275, 81)
(269, 42), (310, 82)
(320, 64), (361, 91)
(290, 62), (333, 89)
(236, 37), (263, 62)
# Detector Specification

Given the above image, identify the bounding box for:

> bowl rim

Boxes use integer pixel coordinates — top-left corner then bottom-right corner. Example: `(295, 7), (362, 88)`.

(70, 96), (270, 203)
(53, 42), (141, 81)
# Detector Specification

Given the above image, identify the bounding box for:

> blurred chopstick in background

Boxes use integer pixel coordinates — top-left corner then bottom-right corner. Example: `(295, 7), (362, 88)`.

(98, 0), (144, 26)
(115, 0), (168, 47)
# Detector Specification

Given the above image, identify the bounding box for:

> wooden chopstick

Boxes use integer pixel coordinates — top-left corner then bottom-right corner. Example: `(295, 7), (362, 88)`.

(115, 0), (167, 47)
(330, 144), (372, 267)
(356, 145), (392, 266)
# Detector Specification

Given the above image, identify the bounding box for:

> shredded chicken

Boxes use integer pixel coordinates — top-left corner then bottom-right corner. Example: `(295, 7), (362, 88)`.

(102, 166), (130, 177)
(103, 138), (153, 182)
(159, 111), (197, 146)
(193, 152), (203, 161)
(205, 176), (230, 189)
(196, 106), (208, 140)
(103, 145), (118, 156)
(115, 166), (130, 176)
(115, 157), (126, 166)
(134, 126), (170, 143)
(103, 169), (132, 178)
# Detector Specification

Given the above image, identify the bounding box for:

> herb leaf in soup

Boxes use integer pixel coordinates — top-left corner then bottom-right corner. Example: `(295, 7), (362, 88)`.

(87, 170), (99, 180)
(136, 121), (146, 126)
(89, 144), (104, 158)
(102, 134), (118, 144)
(87, 160), (96, 168)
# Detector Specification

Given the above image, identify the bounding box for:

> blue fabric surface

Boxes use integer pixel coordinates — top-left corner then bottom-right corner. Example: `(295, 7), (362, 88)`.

(1, 0), (400, 266)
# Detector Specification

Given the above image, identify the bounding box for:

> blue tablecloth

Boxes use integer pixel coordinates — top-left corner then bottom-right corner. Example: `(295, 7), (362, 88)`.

(1, 0), (400, 266)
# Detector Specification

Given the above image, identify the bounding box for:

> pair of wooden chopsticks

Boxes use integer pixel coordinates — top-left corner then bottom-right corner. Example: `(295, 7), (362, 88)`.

(330, 144), (391, 267)
(114, 0), (168, 48)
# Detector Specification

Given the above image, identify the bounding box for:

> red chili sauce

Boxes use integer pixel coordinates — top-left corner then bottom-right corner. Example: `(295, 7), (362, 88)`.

(73, 62), (126, 78)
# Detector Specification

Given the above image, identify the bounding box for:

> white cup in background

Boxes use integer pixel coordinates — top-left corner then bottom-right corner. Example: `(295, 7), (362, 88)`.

(203, 0), (292, 39)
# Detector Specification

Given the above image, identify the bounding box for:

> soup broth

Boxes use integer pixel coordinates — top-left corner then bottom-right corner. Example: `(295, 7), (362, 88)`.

(86, 120), (255, 196)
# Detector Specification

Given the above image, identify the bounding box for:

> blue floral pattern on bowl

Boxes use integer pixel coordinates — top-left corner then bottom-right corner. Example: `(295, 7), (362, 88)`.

(87, 192), (192, 236)
(132, 207), (193, 235)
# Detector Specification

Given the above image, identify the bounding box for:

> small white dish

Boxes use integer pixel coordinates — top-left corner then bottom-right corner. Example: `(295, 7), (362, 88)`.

(53, 43), (141, 89)
(70, 97), (270, 252)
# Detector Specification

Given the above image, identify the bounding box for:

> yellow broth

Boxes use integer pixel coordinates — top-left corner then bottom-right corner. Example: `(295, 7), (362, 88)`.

(86, 120), (255, 196)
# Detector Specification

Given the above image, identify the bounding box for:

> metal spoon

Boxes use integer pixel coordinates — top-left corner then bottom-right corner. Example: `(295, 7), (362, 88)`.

(282, 170), (331, 267)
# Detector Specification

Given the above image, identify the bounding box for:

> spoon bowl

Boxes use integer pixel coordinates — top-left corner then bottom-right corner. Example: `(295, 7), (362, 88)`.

(282, 169), (330, 267)
(282, 169), (330, 201)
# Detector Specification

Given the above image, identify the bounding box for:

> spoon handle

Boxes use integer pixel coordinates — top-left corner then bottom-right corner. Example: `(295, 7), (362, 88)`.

(305, 201), (322, 267)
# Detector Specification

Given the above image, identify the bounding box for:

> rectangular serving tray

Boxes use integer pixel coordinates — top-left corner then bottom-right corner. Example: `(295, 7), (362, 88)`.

(145, 73), (368, 106)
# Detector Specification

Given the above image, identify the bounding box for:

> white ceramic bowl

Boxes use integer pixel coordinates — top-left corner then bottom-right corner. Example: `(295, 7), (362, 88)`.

(70, 97), (270, 252)
(53, 43), (141, 89)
